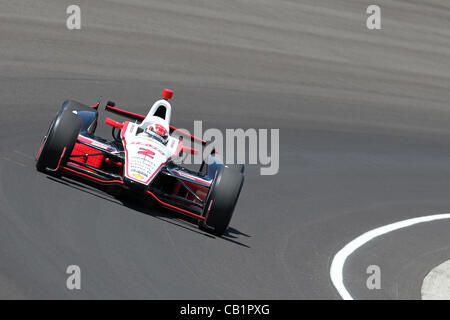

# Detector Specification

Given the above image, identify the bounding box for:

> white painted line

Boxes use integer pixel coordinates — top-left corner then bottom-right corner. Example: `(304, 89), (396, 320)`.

(330, 213), (450, 300)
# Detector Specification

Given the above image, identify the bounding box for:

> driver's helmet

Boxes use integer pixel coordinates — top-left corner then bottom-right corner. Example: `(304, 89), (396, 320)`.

(144, 123), (169, 144)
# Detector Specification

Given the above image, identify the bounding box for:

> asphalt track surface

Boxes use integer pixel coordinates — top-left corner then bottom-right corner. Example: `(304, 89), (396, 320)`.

(0, 0), (449, 299)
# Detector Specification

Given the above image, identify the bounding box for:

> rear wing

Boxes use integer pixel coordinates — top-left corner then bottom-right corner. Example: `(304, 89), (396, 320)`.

(105, 100), (207, 145)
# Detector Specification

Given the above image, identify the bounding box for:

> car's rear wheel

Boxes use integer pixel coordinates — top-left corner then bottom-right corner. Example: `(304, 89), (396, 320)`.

(36, 111), (82, 174)
(199, 166), (244, 236)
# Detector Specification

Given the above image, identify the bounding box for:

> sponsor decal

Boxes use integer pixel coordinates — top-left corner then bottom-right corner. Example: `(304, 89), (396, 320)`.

(133, 173), (144, 180)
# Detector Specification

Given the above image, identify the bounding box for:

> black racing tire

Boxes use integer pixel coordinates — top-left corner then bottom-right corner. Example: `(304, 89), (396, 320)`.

(36, 111), (82, 174)
(199, 166), (244, 236)
(60, 100), (98, 134)
(61, 99), (93, 112)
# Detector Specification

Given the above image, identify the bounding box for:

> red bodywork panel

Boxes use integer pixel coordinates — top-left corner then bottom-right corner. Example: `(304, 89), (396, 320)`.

(71, 143), (105, 169)
(105, 117), (124, 130)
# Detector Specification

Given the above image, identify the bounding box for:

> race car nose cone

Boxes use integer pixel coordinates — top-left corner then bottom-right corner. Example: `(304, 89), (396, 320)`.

(162, 88), (174, 100)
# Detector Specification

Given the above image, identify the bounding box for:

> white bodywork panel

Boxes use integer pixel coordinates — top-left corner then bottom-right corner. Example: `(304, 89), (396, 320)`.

(121, 121), (181, 185)
(140, 99), (172, 130)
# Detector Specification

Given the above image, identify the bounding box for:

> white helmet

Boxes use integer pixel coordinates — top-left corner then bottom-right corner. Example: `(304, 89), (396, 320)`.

(144, 123), (168, 145)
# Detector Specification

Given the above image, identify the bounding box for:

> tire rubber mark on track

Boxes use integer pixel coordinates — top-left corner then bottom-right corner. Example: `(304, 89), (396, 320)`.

(2, 157), (27, 167)
(330, 213), (450, 300)
(13, 150), (34, 160)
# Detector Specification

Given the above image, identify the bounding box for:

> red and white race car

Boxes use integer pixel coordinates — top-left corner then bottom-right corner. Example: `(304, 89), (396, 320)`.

(36, 89), (244, 235)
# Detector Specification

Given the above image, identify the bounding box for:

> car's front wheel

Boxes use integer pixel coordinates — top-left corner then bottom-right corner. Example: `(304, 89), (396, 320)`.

(199, 166), (244, 236)
(36, 111), (82, 174)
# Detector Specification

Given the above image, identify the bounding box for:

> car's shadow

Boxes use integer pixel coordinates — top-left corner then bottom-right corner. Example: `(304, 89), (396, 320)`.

(46, 175), (251, 248)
